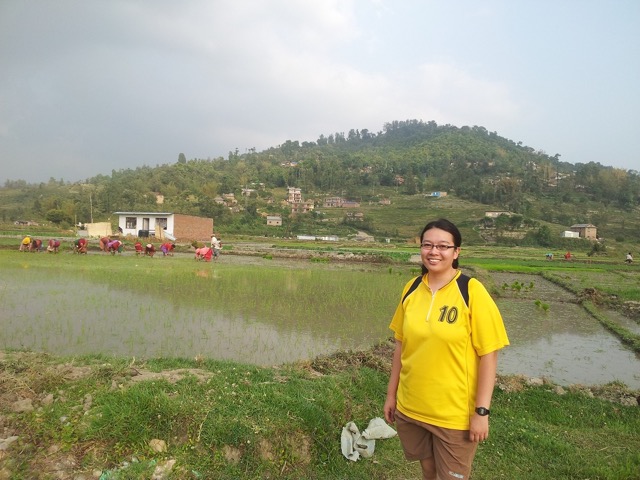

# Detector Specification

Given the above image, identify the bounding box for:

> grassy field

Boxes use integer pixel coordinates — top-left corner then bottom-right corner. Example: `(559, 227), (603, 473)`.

(1, 346), (638, 479)
(1, 243), (639, 479)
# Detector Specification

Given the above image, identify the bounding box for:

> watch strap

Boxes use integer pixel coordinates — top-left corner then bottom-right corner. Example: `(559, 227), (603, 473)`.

(475, 407), (490, 416)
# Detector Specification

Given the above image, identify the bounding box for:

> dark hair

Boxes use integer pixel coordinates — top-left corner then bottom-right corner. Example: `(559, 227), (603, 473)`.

(420, 218), (462, 274)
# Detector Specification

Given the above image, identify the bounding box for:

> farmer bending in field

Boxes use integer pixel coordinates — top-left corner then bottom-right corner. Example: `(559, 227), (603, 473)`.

(626, 252), (633, 264)
(195, 246), (212, 261)
(19, 236), (31, 251)
(29, 238), (42, 252)
(99, 236), (111, 252)
(160, 242), (175, 256)
(47, 239), (61, 253)
(145, 243), (156, 257)
(134, 241), (143, 255)
(108, 240), (123, 254)
(74, 238), (88, 254)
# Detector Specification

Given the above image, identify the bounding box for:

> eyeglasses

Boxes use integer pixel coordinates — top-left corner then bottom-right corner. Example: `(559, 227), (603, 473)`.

(420, 243), (457, 251)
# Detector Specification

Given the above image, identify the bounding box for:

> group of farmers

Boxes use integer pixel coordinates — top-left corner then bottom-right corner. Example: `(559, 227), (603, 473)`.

(18, 235), (176, 257)
(18, 234), (222, 260)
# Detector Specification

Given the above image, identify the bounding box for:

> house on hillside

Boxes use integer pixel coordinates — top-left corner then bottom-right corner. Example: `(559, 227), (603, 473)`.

(266, 215), (282, 226)
(322, 196), (360, 208)
(290, 199), (314, 214)
(287, 187), (302, 203)
(323, 196), (343, 208)
(286, 187), (314, 214)
(114, 212), (213, 242)
(569, 223), (597, 240)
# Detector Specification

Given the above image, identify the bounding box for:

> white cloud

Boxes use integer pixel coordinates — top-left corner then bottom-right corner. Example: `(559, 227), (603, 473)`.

(1, 0), (638, 183)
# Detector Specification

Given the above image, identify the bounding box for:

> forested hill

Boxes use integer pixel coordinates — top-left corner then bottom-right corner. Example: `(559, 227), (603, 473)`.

(2, 119), (639, 243)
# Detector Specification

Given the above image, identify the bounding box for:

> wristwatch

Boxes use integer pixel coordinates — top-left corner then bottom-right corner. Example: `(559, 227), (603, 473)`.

(475, 407), (490, 416)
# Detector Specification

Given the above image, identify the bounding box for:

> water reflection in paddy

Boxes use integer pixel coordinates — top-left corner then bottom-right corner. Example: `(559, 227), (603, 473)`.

(1, 263), (638, 388)
(492, 271), (640, 388)
(497, 300), (640, 387)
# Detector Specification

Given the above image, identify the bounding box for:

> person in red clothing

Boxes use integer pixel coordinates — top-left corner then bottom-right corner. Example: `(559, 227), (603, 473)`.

(195, 246), (212, 261)
(107, 240), (123, 254)
(134, 241), (143, 255)
(99, 237), (110, 252)
(160, 242), (175, 256)
(29, 238), (43, 252)
(144, 243), (156, 257)
(74, 238), (88, 254)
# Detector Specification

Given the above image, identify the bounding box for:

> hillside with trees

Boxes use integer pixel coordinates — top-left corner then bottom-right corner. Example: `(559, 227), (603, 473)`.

(2, 120), (639, 248)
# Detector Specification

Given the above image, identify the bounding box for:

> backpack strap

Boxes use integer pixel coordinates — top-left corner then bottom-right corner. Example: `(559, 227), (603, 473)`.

(402, 275), (423, 304)
(402, 273), (471, 308)
(456, 273), (470, 308)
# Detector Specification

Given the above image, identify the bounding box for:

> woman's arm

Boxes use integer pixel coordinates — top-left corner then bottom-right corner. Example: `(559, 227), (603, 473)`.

(384, 340), (403, 423)
(469, 350), (498, 442)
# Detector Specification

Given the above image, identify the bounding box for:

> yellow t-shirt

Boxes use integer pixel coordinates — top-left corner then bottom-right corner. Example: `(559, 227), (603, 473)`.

(389, 271), (509, 430)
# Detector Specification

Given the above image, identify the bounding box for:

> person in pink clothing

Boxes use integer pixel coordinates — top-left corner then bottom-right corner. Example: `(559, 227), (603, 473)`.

(108, 240), (123, 254)
(195, 246), (212, 261)
(47, 239), (61, 253)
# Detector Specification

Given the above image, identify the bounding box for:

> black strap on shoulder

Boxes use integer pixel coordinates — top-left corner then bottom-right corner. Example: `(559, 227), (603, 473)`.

(402, 275), (424, 304)
(457, 273), (470, 308)
(402, 273), (471, 308)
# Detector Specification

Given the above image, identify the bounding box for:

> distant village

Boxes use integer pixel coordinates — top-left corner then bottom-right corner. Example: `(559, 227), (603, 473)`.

(16, 186), (598, 245)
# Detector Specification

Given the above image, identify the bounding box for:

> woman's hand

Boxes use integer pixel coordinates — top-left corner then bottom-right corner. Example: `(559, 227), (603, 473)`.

(469, 413), (489, 442)
(383, 395), (396, 423)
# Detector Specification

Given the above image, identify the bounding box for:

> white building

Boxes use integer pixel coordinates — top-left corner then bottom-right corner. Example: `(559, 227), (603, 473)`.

(113, 212), (213, 242)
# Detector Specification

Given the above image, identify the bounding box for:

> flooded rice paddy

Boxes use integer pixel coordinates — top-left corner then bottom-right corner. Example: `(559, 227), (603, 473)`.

(1, 255), (639, 388)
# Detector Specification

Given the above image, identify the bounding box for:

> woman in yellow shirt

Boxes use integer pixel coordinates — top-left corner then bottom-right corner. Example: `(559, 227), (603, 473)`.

(384, 218), (509, 480)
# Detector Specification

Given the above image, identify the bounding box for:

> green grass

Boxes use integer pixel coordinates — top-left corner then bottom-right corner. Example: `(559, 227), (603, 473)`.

(1, 349), (638, 479)
(478, 385), (640, 479)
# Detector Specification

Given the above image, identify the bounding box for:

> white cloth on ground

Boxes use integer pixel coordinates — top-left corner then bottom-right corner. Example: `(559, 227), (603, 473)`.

(340, 417), (397, 461)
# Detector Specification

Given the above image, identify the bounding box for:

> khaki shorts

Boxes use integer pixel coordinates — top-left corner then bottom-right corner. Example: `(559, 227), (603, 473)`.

(395, 410), (478, 480)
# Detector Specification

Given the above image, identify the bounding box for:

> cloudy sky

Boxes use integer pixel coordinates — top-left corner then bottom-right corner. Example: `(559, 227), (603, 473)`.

(1, 1), (638, 184)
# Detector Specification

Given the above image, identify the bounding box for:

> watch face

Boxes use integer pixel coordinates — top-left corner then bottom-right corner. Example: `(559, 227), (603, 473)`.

(475, 407), (490, 416)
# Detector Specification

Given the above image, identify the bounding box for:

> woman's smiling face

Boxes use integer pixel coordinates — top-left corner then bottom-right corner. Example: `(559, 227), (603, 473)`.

(420, 227), (460, 273)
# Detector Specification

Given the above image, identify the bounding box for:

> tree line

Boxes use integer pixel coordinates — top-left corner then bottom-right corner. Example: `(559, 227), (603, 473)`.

(2, 120), (639, 241)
